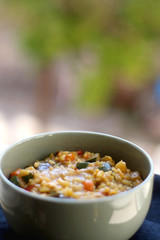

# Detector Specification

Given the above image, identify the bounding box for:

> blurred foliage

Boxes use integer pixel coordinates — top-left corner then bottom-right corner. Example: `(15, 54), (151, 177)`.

(1, 0), (160, 109)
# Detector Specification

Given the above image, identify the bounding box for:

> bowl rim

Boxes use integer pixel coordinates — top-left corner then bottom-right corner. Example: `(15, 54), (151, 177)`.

(0, 130), (154, 204)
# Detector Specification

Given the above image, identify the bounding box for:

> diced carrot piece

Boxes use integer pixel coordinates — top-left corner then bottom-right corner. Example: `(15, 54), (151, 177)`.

(83, 180), (94, 191)
(9, 168), (21, 178)
(77, 150), (83, 155)
(25, 184), (35, 192)
(65, 153), (75, 161)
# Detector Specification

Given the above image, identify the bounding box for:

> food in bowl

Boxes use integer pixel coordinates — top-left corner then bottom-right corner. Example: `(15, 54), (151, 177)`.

(0, 131), (154, 240)
(9, 150), (143, 199)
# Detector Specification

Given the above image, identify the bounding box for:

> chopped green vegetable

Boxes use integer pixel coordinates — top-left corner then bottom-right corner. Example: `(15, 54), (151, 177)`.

(76, 162), (89, 169)
(22, 173), (34, 183)
(86, 154), (98, 163)
(10, 175), (20, 186)
(98, 162), (111, 172)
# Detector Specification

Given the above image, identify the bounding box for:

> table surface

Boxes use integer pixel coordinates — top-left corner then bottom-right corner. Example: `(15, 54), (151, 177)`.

(0, 174), (159, 240)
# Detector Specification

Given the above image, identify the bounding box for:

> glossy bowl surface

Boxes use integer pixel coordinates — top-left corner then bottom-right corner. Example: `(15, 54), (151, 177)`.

(0, 131), (154, 240)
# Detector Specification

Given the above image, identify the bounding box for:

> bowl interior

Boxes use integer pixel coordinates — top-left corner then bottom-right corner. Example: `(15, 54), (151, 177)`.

(0, 131), (153, 181)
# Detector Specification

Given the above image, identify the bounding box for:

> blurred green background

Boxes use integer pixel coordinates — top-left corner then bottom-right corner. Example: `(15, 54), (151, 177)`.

(0, 0), (160, 172)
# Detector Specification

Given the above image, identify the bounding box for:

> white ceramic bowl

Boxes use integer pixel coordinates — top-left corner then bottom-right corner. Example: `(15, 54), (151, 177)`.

(0, 131), (154, 240)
